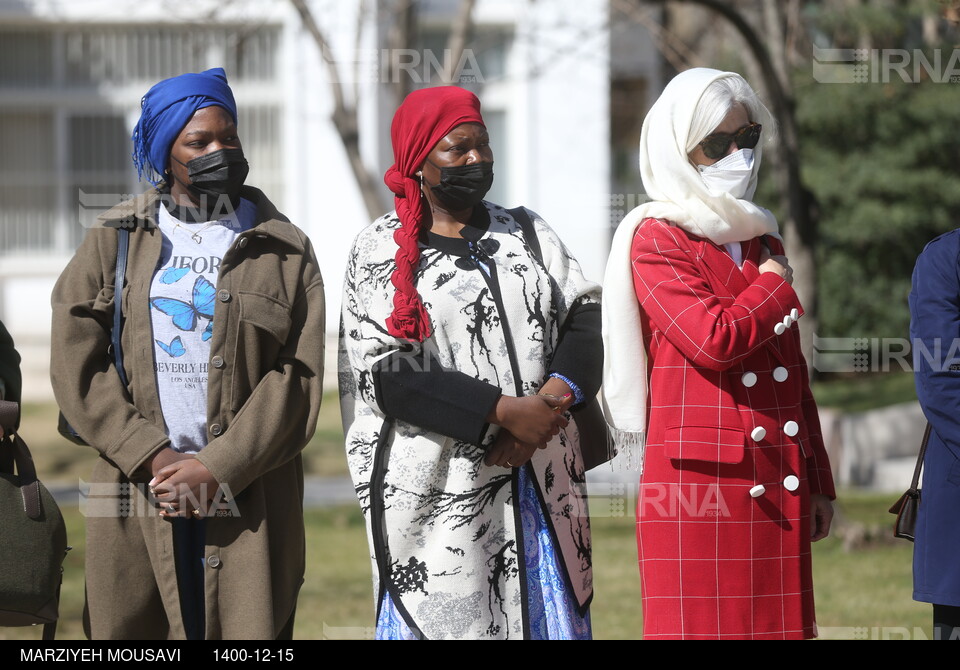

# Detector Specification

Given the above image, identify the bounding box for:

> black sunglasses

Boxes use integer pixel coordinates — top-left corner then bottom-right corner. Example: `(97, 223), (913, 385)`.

(698, 122), (762, 160)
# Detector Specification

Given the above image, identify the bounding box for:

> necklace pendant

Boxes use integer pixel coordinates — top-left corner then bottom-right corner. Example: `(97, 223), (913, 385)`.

(191, 232), (203, 244)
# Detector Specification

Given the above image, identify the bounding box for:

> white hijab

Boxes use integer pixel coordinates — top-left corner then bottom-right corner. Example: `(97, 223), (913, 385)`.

(601, 68), (781, 469)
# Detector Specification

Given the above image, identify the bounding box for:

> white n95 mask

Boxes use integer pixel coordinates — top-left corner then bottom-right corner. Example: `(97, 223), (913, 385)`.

(698, 148), (755, 199)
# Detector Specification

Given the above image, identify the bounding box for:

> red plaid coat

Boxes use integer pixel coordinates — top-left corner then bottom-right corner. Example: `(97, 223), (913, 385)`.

(631, 218), (836, 640)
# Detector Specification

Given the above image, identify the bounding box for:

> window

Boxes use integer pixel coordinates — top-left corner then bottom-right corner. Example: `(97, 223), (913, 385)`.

(0, 24), (282, 256)
(0, 112), (56, 252)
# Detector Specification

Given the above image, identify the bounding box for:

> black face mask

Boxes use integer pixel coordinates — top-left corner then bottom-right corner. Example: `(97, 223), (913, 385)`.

(173, 148), (249, 203)
(426, 161), (494, 211)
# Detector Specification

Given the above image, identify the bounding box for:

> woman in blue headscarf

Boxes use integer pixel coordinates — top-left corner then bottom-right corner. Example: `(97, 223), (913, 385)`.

(51, 68), (326, 640)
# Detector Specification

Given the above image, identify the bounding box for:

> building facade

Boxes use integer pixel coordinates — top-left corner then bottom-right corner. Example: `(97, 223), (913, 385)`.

(0, 0), (661, 398)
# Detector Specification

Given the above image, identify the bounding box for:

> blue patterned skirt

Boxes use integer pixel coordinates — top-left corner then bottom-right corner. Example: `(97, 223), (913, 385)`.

(376, 465), (591, 640)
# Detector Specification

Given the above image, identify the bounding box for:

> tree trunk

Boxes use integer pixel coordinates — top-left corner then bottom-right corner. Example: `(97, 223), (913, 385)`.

(386, 0), (418, 102)
(290, 0), (480, 220)
(761, 0), (817, 371)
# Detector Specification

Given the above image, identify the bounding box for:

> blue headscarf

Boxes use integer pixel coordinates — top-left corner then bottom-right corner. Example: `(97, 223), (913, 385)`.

(131, 67), (239, 186)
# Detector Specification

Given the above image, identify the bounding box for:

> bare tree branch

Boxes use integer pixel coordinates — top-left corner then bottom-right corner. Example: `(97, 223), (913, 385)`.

(290, 0), (347, 116)
(611, 0), (702, 72)
(354, 0), (373, 104)
(444, 0), (478, 83)
(290, 0), (385, 220)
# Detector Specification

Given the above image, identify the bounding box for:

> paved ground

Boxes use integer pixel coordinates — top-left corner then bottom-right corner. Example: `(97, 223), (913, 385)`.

(49, 475), (359, 509)
(49, 469), (638, 509)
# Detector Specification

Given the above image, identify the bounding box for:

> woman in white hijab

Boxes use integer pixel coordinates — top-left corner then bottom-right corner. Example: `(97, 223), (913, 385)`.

(602, 68), (835, 639)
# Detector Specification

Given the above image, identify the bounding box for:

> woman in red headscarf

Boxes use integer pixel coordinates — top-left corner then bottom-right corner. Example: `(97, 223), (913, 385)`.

(339, 86), (602, 639)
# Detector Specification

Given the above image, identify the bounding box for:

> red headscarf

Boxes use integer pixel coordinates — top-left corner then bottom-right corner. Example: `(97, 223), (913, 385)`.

(383, 86), (485, 341)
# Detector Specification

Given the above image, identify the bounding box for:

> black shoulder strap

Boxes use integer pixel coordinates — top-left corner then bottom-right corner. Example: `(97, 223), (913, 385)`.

(911, 423), (931, 492)
(507, 206), (542, 265)
(113, 229), (129, 387)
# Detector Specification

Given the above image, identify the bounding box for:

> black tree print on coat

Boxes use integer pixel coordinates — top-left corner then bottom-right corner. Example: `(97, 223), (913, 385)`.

(485, 539), (519, 637)
(391, 556), (429, 595)
(340, 205), (598, 638)
(558, 447), (592, 572)
(406, 473), (513, 532)
(461, 288), (502, 384)
(433, 270), (457, 290)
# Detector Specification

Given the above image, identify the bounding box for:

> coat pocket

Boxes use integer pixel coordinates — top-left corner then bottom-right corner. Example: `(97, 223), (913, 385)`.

(238, 291), (292, 343)
(663, 425), (745, 464)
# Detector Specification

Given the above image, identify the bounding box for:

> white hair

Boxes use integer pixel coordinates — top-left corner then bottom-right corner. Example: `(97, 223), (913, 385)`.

(684, 74), (776, 154)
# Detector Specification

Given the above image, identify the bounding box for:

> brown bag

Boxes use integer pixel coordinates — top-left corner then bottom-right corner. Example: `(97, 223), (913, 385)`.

(889, 422), (930, 542)
(889, 489), (920, 541)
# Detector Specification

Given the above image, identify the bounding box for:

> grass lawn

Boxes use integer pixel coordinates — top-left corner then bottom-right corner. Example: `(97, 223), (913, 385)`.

(811, 371), (917, 413)
(0, 490), (928, 641)
(3, 392), (932, 640)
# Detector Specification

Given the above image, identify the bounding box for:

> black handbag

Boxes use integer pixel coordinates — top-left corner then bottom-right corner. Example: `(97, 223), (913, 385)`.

(508, 207), (615, 471)
(889, 422), (930, 542)
(0, 400), (69, 639)
(57, 227), (130, 445)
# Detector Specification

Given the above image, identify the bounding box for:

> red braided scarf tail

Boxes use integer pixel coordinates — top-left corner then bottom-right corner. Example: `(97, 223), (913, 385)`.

(381, 86), (485, 342)
(386, 174), (432, 341)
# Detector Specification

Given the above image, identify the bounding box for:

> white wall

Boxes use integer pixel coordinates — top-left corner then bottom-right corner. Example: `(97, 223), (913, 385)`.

(511, 0), (610, 283)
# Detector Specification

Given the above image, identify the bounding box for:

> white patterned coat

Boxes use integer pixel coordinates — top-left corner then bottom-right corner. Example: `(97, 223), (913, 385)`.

(339, 202), (600, 639)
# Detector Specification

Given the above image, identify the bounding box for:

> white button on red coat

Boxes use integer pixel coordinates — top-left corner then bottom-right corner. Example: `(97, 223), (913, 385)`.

(790, 308), (799, 321)
(773, 366), (788, 382)
(783, 475), (800, 492)
(750, 426), (766, 442)
(774, 322), (787, 336)
(783, 315), (794, 328)
(742, 372), (758, 387)
(749, 484), (766, 498)
(784, 420), (799, 437)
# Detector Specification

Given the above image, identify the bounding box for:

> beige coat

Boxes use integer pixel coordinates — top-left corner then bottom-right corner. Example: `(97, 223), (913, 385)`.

(50, 187), (325, 640)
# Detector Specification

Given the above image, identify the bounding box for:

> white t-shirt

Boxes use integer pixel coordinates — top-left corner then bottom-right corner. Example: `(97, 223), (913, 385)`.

(149, 199), (255, 453)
